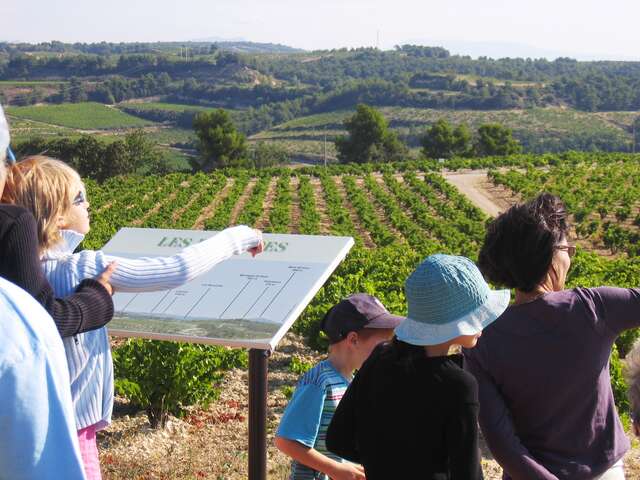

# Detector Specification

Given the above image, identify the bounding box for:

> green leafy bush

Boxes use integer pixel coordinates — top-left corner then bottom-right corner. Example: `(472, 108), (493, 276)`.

(113, 339), (247, 428)
(281, 385), (295, 400)
(289, 356), (313, 375)
(610, 344), (630, 415)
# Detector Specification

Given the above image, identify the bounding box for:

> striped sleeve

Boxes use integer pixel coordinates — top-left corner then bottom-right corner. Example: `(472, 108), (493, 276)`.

(75, 225), (261, 292)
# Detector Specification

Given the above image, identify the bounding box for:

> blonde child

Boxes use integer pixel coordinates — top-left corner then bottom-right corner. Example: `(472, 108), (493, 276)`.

(2, 156), (263, 479)
(275, 293), (403, 480)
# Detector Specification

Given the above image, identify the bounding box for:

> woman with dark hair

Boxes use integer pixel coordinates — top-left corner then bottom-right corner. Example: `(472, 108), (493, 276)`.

(465, 193), (640, 480)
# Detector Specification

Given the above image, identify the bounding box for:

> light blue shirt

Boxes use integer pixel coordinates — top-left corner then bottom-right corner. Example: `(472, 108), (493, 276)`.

(276, 360), (351, 480)
(0, 276), (86, 480)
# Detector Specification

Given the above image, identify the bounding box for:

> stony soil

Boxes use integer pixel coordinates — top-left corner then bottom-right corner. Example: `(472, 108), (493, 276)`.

(99, 333), (640, 479)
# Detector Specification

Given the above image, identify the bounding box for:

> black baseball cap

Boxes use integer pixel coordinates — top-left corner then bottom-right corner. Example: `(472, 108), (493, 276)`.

(320, 293), (404, 344)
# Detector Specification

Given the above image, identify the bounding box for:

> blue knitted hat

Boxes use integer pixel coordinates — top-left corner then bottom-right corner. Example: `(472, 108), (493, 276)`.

(395, 254), (510, 346)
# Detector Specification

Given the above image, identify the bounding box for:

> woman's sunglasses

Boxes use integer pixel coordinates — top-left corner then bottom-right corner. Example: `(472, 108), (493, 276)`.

(6, 147), (16, 164)
(554, 245), (576, 257)
(73, 190), (87, 206)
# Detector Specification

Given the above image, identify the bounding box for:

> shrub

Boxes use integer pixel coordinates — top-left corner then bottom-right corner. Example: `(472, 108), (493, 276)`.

(289, 355), (313, 375)
(113, 339), (247, 428)
(610, 344), (630, 415)
(617, 328), (640, 359)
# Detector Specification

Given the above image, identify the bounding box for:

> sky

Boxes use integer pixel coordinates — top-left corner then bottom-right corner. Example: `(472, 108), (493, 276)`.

(2, 0), (639, 60)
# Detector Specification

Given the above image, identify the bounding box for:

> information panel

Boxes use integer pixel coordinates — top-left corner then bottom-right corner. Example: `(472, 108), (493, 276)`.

(102, 228), (354, 349)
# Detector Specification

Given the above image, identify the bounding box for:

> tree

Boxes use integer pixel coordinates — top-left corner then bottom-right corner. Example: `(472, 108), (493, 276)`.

(474, 123), (522, 156)
(452, 124), (473, 157)
(335, 104), (406, 164)
(421, 119), (453, 159)
(632, 116), (640, 153)
(192, 109), (247, 171)
(248, 142), (289, 168)
(68, 77), (87, 103)
(421, 119), (472, 159)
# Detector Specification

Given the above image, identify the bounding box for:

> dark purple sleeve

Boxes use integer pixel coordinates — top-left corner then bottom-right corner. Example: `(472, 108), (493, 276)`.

(1, 209), (114, 337)
(576, 287), (640, 337)
(464, 350), (559, 480)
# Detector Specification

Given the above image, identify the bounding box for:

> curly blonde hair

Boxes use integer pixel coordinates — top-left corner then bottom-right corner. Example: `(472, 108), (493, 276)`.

(1, 155), (81, 253)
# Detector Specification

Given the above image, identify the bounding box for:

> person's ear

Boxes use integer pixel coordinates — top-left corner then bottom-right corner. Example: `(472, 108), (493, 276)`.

(345, 331), (358, 346)
(57, 215), (67, 229)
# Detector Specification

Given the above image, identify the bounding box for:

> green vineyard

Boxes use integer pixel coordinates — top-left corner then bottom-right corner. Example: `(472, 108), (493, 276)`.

(86, 156), (640, 354)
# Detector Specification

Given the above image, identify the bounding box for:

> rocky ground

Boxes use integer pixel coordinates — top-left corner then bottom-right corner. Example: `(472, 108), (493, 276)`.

(99, 332), (639, 479)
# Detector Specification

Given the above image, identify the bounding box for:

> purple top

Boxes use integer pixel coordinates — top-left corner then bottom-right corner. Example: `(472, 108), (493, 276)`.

(464, 287), (640, 480)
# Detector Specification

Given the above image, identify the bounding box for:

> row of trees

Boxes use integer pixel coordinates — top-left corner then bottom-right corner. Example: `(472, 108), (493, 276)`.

(335, 105), (521, 163)
(193, 104), (522, 168)
(421, 119), (521, 158)
(5, 45), (640, 111)
(15, 131), (171, 181)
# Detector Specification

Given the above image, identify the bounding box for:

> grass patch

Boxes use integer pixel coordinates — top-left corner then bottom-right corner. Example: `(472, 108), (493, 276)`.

(7, 102), (153, 130)
(118, 102), (214, 113)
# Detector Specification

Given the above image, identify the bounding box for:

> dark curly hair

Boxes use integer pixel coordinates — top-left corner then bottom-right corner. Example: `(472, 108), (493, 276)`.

(478, 193), (570, 292)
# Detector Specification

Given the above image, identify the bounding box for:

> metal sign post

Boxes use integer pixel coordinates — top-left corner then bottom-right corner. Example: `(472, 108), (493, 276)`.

(248, 349), (270, 480)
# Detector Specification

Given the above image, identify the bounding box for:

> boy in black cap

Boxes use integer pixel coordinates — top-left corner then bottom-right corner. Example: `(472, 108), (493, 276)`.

(275, 294), (403, 480)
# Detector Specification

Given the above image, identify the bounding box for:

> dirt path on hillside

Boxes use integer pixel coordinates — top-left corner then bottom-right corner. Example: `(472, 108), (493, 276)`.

(309, 177), (332, 234)
(254, 177), (279, 231)
(443, 171), (514, 218)
(289, 176), (302, 234)
(191, 178), (235, 230)
(229, 178), (258, 225)
(333, 176), (376, 248)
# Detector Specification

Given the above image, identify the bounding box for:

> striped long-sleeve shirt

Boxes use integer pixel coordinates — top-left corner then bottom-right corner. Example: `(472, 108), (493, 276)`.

(276, 360), (351, 480)
(42, 226), (261, 431)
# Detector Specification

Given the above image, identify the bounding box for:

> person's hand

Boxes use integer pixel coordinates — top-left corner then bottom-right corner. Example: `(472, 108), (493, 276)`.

(329, 462), (366, 480)
(249, 229), (264, 257)
(95, 261), (117, 296)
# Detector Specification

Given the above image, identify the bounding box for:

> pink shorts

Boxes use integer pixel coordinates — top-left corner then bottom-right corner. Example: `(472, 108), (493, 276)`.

(77, 424), (102, 480)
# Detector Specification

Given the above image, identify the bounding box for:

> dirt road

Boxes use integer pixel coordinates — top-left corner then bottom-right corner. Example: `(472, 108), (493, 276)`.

(443, 170), (514, 218)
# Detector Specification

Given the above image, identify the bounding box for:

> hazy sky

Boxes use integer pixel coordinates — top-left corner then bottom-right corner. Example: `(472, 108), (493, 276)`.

(2, 0), (639, 60)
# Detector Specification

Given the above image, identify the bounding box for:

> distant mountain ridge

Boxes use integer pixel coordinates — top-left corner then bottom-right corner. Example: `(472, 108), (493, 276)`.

(196, 39), (305, 54)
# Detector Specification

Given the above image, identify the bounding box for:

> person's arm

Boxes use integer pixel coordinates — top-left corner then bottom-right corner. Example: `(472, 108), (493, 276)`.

(1, 209), (113, 337)
(76, 226), (262, 292)
(274, 437), (365, 480)
(464, 350), (559, 480)
(326, 369), (361, 463)
(0, 284), (87, 479)
(276, 380), (364, 479)
(0, 357), (87, 480)
(445, 387), (484, 480)
(578, 287), (640, 336)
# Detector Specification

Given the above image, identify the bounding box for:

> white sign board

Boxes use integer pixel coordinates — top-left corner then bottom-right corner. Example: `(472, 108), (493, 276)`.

(102, 228), (354, 349)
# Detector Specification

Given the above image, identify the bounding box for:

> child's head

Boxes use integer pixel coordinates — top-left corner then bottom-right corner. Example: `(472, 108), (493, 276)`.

(2, 155), (89, 252)
(321, 294), (404, 367)
(395, 254), (510, 350)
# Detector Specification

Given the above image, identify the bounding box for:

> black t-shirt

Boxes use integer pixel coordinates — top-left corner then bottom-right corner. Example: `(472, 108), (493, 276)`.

(327, 343), (484, 480)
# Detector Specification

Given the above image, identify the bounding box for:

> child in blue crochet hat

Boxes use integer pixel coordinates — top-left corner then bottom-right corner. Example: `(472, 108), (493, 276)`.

(327, 254), (510, 480)
(275, 293), (403, 480)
